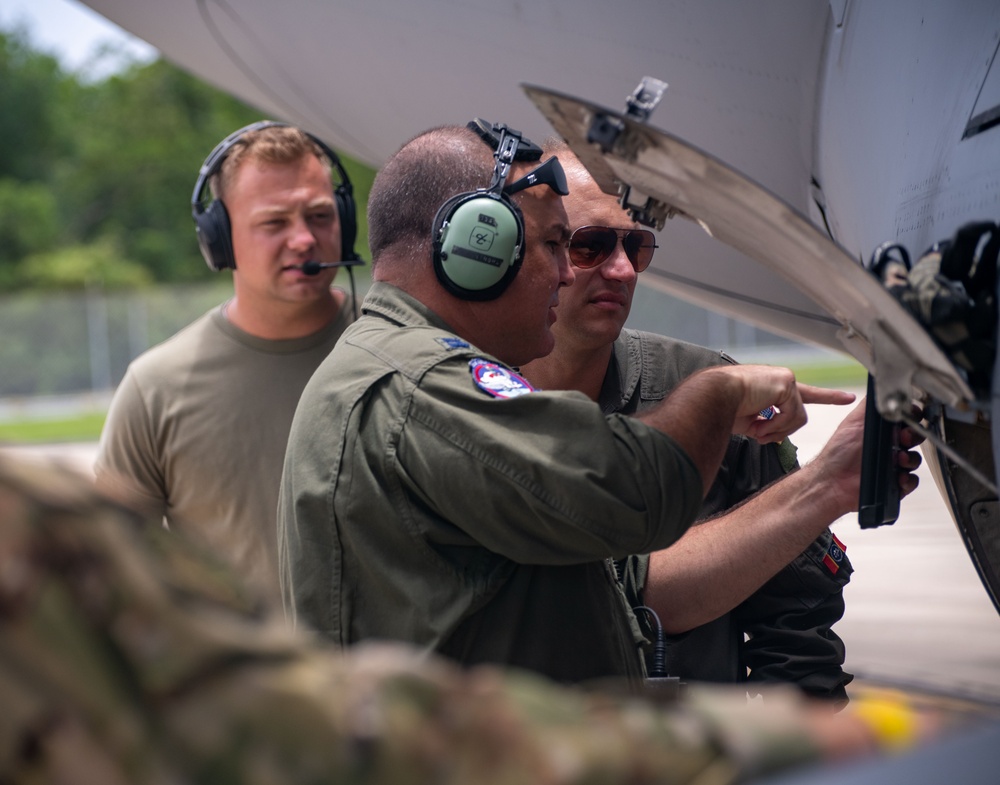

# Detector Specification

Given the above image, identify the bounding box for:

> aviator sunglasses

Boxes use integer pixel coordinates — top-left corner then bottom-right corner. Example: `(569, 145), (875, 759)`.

(568, 226), (658, 272)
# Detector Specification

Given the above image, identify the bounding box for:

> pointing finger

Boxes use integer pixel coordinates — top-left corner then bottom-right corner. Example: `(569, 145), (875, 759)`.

(798, 384), (857, 406)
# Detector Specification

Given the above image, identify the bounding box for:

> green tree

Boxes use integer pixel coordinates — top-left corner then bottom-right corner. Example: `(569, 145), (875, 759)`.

(0, 28), (75, 289)
(0, 179), (59, 287)
(57, 59), (262, 282)
(15, 236), (152, 290)
(0, 28), (69, 183)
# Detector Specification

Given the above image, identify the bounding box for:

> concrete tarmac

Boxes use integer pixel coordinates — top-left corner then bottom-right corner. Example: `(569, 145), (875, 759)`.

(793, 392), (1000, 704)
(4, 393), (1000, 703)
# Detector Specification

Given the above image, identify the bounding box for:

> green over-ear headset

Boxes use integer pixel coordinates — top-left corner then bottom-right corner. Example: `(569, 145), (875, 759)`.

(431, 119), (568, 300)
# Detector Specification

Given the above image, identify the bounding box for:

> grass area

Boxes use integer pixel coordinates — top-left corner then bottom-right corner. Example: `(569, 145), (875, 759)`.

(0, 358), (867, 445)
(786, 358), (868, 389)
(0, 412), (106, 444)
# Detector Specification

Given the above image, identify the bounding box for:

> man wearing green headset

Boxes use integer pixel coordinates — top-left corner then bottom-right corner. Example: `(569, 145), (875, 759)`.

(278, 121), (856, 685)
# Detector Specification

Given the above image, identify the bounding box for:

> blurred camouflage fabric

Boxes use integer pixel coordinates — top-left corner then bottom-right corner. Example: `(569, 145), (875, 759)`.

(0, 454), (823, 784)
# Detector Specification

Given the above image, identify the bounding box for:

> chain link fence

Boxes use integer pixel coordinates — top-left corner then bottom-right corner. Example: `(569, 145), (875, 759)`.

(0, 284), (231, 417)
(0, 281), (818, 420)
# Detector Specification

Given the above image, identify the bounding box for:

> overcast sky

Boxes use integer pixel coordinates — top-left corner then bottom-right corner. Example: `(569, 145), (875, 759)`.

(0, 0), (156, 77)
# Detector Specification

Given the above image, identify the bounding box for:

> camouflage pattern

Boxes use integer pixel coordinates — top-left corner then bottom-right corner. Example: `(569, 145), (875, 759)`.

(0, 454), (827, 784)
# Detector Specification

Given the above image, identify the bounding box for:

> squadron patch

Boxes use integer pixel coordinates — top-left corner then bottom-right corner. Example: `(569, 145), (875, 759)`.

(436, 336), (471, 350)
(822, 533), (847, 575)
(469, 358), (536, 399)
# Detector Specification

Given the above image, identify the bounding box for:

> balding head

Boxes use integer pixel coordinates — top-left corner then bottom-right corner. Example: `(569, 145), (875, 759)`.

(367, 126), (496, 272)
(540, 138), (596, 191)
(364, 124), (576, 366)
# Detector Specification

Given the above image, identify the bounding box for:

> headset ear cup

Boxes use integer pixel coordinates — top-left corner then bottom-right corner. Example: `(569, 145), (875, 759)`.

(432, 193), (523, 301)
(195, 199), (236, 271)
(335, 185), (358, 261)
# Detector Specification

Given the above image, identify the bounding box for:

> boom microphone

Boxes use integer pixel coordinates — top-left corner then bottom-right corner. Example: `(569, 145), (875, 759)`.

(301, 260), (346, 275)
(294, 258), (365, 321)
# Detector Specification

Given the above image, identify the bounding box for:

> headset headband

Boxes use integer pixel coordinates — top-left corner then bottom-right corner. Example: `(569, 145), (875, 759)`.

(191, 121), (354, 219)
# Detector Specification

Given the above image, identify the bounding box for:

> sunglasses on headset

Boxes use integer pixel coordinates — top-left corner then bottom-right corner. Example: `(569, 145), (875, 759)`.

(568, 226), (658, 272)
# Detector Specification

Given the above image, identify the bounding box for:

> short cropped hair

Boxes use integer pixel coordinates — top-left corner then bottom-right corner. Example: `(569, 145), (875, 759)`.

(541, 136), (591, 182)
(541, 136), (571, 157)
(211, 125), (332, 201)
(367, 125), (494, 261)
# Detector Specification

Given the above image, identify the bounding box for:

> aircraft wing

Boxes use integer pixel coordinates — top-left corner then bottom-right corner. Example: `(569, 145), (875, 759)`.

(72, 0), (999, 389)
(523, 83), (974, 416)
(525, 81), (1000, 624)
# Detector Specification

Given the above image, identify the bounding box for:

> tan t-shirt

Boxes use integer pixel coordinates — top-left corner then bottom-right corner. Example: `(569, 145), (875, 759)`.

(96, 297), (354, 603)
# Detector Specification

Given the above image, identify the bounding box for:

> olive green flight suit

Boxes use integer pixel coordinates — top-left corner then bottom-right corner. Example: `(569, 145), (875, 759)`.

(278, 283), (704, 684)
(605, 330), (854, 702)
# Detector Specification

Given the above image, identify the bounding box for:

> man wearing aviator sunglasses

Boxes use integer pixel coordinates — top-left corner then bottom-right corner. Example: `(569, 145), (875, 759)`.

(522, 142), (924, 703)
(568, 225), (659, 273)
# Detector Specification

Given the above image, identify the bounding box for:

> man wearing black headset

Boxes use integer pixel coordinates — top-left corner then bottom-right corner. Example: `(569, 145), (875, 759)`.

(95, 122), (360, 604)
(277, 121), (858, 684)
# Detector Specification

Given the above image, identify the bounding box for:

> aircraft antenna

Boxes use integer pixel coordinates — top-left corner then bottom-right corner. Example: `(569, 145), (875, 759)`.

(624, 76), (668, 122)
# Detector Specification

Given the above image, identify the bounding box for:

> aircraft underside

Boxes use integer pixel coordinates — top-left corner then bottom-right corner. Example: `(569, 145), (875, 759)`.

(929, 410), (1000, 613)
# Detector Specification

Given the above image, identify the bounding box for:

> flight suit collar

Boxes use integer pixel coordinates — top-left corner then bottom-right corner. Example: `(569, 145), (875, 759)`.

(599, 330), (643, 414)
(361, 282), (458, 334)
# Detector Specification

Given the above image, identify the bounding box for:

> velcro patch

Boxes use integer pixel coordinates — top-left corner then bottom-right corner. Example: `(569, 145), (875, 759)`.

(823, 533), (847, 574)
(469, 358), (535, 399)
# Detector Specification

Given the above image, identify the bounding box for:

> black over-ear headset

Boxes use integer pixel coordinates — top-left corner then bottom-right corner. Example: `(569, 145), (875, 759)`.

(191, 120), (359, 272)
(431, 119), (567, 301)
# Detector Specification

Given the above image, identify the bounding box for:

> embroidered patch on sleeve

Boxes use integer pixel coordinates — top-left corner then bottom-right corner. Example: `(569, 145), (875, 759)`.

(822, 532), (847, 574)
(436, 336), (471, 350)
(469, 358), (536, 399)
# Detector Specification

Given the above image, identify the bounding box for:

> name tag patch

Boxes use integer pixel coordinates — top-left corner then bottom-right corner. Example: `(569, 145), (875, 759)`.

(469, 358), (535, 399)
(436, 336), (471, 350)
